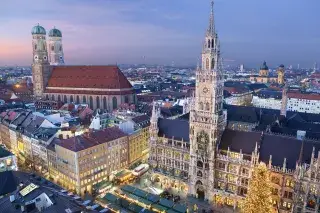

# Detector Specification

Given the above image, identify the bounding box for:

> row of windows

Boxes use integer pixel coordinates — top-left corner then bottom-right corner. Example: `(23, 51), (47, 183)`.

(47, 94), (121, 109)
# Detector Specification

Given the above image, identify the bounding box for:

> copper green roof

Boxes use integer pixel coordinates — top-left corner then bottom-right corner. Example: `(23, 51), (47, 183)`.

(32, 24), (46, 35)
(260, 61), (269, 70)
(49, 27), (62, 37)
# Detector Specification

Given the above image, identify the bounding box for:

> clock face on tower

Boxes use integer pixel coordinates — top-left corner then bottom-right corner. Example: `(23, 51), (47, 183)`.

(203, 87), (209, 94)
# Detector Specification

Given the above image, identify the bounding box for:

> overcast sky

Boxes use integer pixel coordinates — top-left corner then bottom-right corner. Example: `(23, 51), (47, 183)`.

(0, 0), (319, 68)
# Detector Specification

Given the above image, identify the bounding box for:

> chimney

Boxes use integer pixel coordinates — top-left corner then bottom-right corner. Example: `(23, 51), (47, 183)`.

(9, 195), (15, 202)
(297, 130), (306, 141)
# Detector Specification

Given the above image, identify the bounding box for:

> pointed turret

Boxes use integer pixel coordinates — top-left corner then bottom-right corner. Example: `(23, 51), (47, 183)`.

(280, 83), (288, 117)
(282, 158), (287, 172)
(268, 155), (272, 169)
(207, 0), (215, 36)
(150, 101), (159, 136)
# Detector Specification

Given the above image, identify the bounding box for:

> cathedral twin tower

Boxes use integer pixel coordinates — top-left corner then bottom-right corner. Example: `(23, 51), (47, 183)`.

(31, 24), (65, 66)
(31, 24), (64, 98)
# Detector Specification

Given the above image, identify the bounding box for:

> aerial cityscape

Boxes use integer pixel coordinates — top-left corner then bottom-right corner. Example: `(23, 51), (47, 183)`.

(0, 0), (320, 213)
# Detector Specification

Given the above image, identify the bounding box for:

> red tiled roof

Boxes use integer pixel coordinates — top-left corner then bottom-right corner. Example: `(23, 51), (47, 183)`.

(224, 86), (249, 94)
(44, 89), (134, 95)
(47, 65), (133, 89)
(57, 126), (127, 152)
(288, 92), (320, 101)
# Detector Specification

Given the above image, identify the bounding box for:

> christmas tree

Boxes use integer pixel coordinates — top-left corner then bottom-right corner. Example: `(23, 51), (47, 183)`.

(242, 163), (275, 213)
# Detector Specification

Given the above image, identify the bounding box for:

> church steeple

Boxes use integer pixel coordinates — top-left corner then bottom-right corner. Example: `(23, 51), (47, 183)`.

(207, 0), (215, 36)
(202, 0), (219, 72)
(280, 84), (288, 117)
(188, 0), (227, 200)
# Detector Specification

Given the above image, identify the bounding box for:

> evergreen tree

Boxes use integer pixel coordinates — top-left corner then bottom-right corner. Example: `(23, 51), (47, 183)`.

(242, 163), (275, 213)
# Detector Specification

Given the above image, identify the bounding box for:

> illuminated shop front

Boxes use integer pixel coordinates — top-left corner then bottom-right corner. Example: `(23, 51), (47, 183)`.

(151, 173), (188, 194)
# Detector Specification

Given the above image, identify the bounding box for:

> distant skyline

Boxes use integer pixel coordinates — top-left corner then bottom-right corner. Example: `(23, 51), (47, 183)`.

(0, 0), (319, 67)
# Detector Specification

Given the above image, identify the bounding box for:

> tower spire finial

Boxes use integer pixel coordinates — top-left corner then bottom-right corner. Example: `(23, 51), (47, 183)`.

(207, 0), (215, 36)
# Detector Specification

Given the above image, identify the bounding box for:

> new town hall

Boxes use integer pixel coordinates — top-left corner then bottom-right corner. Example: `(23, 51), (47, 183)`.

(149, 2), (320, 213)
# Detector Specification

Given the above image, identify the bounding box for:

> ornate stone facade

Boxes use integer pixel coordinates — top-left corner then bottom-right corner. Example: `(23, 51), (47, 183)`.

(188, 0), (227, 200)
(31, 25), (52, 99)
(148, 1), (320, 212)
(48, 27), (65, 65)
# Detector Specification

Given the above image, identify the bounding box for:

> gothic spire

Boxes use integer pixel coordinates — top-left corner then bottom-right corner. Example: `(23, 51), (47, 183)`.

(280, 83), (288, 117)
(207, 0), (215, 36)
(151, 101), (157, 120)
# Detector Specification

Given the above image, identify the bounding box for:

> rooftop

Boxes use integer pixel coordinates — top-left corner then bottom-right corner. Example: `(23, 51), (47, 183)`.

(254, 89), (282, 100)
(0, 171), (18, 196)
(219, 129), (320, 170)
(158, 118), (189, 142)
(0, 145), (14, 158)
(46, 65), (133, 90)
(288, 92), (320, 101)
(56, 126), (127, 152)
(131, 114), (150, 128)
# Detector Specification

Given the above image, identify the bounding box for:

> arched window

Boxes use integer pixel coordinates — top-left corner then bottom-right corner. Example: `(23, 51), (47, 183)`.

(208, 39), (210, 48)
(197, 161), (203, 168)
(89, 96), (93, 109)
(59, 46), (62, 51)
(34, 44), (37, 50)
(112, 97), (117, 110)
(76, 96), (80, 104)
(125, 96), (129, 103)
(83, 96), (86, 103)
(96, 96), (100, 109)
(51, 46), (54, 51)
(70, 96), (74, 103)
(63, 95), (67, 103)
(51, 95), (55, 101)
(103, 97), (107, 109)
(46, 94), (49, 100)
(58, 95), (61, 102)
(206, 102), (210, 111)
(211, 39), (214, 48)
(212, 58), (215, 69)
(199, 102), (203, 110)
(197, 171), (203, 177)
(206, 58), (210, 70)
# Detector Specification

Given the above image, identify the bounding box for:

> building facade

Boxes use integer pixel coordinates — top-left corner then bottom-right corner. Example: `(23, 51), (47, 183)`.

(287, 92), (320, 114)
(252, 88), (320, 114)
(252, 89), (282, 110)
(31, 25), (136, 111)
(0, 145), (18, 172)
(250, 63), (285, 85)
(49, 127), (128, 195)
(224, 87), (253, 106)
(128, 115), (150, 165)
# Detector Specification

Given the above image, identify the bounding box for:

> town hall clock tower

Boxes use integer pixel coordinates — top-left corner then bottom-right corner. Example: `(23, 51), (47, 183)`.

(188, 0), (227, 201)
